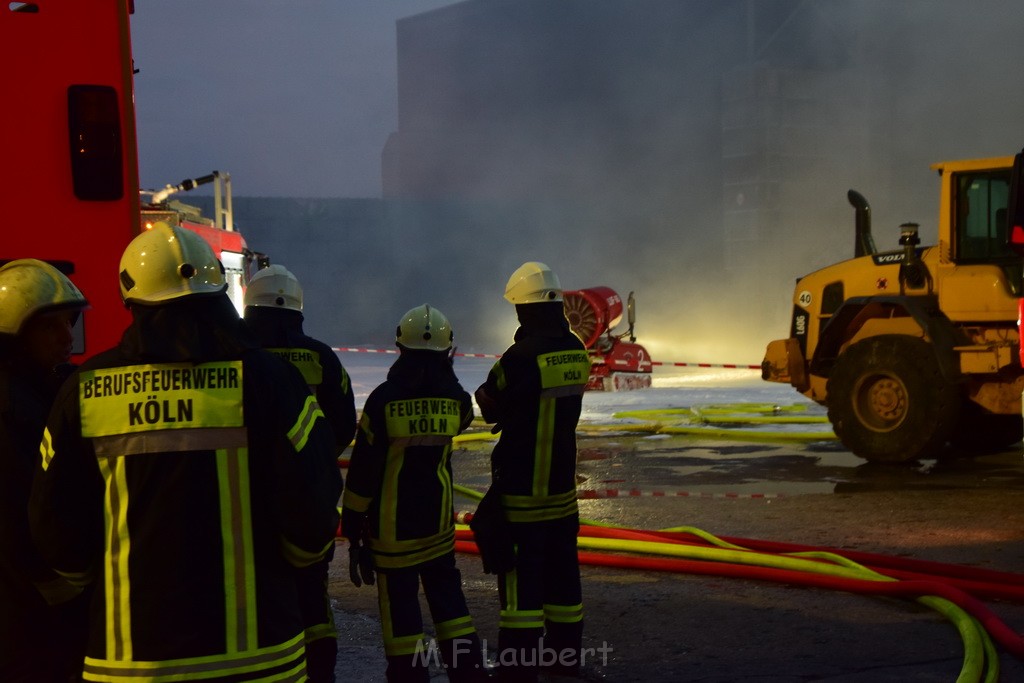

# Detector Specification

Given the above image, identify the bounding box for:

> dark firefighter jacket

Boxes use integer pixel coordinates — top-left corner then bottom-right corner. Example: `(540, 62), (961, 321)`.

(474, 301), (589, 523)
(0, 346), (81, 659)
(244, 306), (357, 454)
(341, 349), (473, 569)
(29, 295), (342, 683)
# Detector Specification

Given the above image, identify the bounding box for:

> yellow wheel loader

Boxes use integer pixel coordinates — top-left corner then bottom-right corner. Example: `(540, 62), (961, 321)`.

(762, 150), (1024, 463)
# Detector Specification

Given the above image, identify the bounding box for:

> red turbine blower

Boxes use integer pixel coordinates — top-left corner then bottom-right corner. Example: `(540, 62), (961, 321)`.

(562, 287), (653, 391)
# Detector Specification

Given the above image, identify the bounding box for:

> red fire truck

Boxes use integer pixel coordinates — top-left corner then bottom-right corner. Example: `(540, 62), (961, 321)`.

(1, 1), (259, 362)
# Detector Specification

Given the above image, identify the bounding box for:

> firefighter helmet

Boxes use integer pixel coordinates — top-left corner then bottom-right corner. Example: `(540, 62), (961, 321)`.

(0, 259), (88, 336)
(396, 304), (453, 351)
(119, 222), (226, 305)
(244, 264), (303, 312)
(504, 261), (562, 304)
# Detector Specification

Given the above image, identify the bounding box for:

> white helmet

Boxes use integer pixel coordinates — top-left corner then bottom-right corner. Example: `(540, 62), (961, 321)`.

(396, 304), (453, 352)
(504, 261), (562, 304)
(0, 259), (88, 335)
(119, 222), (226, 305)
(244, 264), (303, 312)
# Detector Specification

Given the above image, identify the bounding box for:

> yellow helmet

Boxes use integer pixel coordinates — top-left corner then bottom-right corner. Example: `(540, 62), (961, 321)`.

(244, 264), (303, 312)
(504, 261), (562, 304)
(0, 259), (88, 335)
(396, 304), (453, 351)
(119, 222), (226, 305)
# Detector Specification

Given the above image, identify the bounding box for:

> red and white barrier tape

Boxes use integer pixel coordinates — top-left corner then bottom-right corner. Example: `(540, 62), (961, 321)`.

(651, 361), (761, 370)
(332, 347), (398, 355)
(333, 347), (758, 368)
(333, 347), (503, 359)
(577, 488), (782, 500)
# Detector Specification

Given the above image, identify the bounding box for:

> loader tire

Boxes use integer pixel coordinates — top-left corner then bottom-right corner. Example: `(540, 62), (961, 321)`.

(949, 400), (1024, 454)
(826, 336), (960, 463)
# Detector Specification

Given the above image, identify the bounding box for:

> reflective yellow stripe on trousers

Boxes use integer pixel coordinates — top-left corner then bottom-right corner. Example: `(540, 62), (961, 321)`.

(82, 631), (306, 682)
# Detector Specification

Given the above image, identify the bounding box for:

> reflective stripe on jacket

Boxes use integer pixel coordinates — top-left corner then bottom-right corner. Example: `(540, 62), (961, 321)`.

(30, 345), (341, 682)
(476, 316), (589, 522)
(343, 353), (473, 569)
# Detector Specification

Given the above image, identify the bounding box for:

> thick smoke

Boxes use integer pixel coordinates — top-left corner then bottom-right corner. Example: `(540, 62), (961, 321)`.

(136, 1), (1024, 364)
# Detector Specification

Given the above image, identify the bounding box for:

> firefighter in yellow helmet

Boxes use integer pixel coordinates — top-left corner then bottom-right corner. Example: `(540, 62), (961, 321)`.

(29, 223), (342, 682)
(341, 304), (487, 682)
(244, 263), (357, 683)
(474, 262), (589, 682)
(0, 259), (90, 682)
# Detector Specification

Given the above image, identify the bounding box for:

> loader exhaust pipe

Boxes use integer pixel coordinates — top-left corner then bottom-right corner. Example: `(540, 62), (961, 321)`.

(848, 190), (877, 257)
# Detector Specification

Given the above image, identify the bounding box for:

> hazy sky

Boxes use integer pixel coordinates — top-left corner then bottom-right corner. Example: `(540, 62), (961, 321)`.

(130, 1), (458, 198)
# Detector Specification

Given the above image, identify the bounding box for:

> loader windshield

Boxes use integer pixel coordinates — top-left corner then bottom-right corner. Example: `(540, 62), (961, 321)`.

(954, 170), (1015, 262)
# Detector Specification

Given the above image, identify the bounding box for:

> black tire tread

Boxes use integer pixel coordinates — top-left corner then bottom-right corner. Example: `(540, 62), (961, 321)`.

(826, 336), (961, 463)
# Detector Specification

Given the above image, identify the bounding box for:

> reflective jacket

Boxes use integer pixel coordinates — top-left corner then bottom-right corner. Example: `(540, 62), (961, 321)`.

(29, 296), (341, 682)
(475, 302), (589, 523)
(244, 306), (357, 453)
(0, 346), (85, 675)
(342, 349), (473, 569)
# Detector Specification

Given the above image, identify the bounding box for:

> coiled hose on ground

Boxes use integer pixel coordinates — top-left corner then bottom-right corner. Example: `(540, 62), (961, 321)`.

(450, 483), (1024, 683)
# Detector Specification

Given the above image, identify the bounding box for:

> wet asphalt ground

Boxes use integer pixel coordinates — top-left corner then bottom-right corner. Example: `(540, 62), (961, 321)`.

(330, 360), (1024, 681)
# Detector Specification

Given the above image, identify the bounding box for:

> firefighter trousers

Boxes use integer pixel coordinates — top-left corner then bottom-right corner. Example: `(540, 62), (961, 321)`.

(297, 548), (337, 683)
(375, 552), (486, 683)
(497, 515), (583, 683)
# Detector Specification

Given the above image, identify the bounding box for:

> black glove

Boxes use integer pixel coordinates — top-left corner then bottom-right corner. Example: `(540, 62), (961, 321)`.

(341, 507), (375, 587)
(348, 541), (376, 587)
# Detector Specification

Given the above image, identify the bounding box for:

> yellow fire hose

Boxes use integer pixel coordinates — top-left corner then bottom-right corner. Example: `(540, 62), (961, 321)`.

(453, 402), (838, 443)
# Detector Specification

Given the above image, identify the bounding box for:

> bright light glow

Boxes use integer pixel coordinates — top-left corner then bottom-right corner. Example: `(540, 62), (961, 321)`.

(652, 367), (759, 388)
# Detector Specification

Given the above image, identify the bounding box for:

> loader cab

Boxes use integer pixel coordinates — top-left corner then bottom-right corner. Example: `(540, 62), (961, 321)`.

(953, 169), (1015, 262)
(932, 156), (1015, 264)
(932, 156), (1022, 307)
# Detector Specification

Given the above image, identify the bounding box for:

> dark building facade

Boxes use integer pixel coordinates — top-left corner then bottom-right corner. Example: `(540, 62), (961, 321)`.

(381, 0), (885, 339)
(388, 0), (748, 204)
